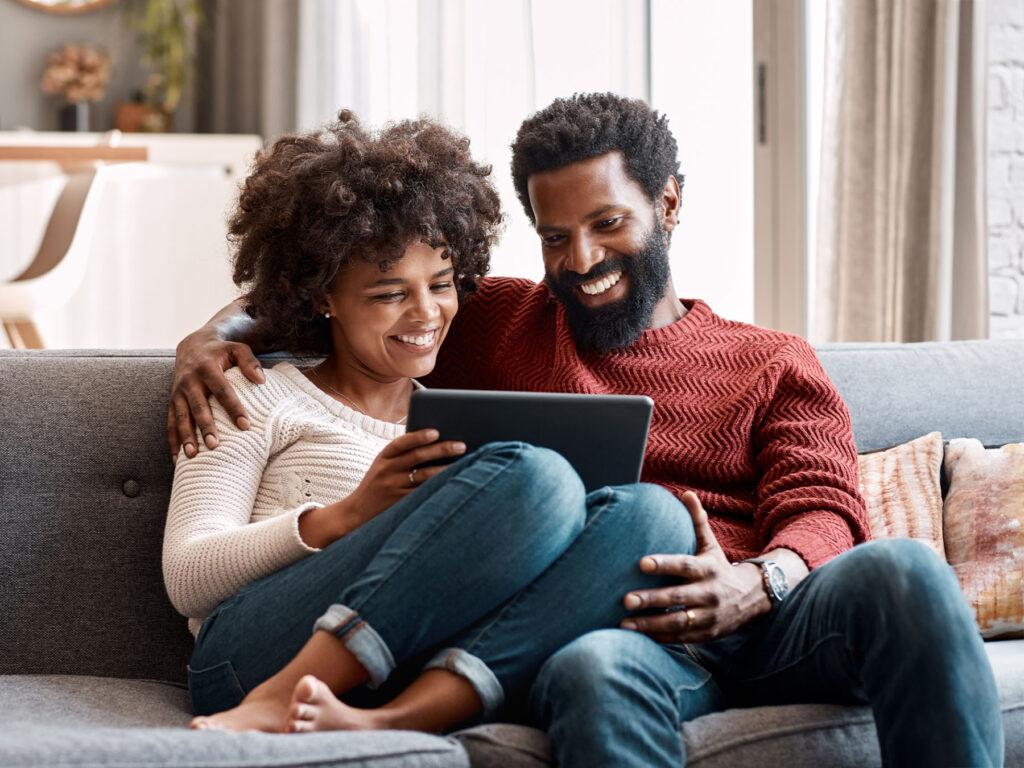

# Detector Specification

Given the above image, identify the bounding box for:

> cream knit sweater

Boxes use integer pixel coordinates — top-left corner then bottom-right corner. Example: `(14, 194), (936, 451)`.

(163, 362), (410, 637)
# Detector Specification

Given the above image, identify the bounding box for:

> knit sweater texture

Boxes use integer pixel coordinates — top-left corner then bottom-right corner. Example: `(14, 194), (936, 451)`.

(163, 362), (408, 635)
(426, 277), (870, 569)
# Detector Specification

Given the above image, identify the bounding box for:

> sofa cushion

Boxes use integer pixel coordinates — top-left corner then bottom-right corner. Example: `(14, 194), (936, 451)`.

(0, 676), (468, 768)
(454, 639), (1024, 767)
(817, 340), (1024, 453)
(943, 439), (1024, 638)
(0, 350), (192, 683)
(0, 675), (192, 728)
(856, 431), (944, 555)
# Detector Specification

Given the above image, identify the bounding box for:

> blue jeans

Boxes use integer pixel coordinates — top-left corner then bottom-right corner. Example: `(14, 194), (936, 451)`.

(189, 441), (697, 721)
(530, 538), (1004, 767)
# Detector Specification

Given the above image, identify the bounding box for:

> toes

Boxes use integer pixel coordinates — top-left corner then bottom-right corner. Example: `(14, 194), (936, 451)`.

(190, 716), (220, 730)
(190, 716), (228, 731)
(290, 702), (315, 722)
(294, 674), (327, 705)
(286, 717), (314, 733)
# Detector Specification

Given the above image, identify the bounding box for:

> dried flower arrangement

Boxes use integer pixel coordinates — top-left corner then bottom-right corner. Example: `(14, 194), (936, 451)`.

(41, 43), (112, 104)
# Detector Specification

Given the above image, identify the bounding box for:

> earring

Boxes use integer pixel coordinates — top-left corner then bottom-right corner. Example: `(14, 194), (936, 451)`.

(323, 311), (330, 318)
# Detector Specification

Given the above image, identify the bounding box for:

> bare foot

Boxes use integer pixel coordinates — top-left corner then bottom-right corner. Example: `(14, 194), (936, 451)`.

(284, 675), (392, 733)
(190, 689), (290, 733)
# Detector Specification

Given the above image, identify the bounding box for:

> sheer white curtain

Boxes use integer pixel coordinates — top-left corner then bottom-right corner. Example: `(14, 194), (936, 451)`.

(295, 0), (649, 280)
(814, 0), (989, 343)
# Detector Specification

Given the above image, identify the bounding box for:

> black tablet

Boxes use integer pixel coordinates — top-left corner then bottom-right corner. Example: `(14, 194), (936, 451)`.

(406, 389), (654, 492)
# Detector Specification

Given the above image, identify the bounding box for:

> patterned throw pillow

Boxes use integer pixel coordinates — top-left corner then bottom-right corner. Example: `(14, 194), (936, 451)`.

(943, 439), (1024, 639)
(857, 431), (945, 556)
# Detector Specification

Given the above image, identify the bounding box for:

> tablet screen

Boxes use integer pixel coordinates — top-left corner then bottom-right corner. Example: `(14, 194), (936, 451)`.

(407, 389), (653, 492)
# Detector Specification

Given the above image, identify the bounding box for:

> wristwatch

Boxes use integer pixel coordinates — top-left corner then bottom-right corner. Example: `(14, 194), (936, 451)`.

(741, 558), (789, 606)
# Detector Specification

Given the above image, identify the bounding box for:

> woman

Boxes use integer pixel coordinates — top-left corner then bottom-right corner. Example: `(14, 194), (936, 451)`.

(164, 111), (696, 735)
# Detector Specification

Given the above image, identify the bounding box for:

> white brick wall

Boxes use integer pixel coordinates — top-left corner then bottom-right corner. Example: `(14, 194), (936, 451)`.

(989, 0), (1024, 338)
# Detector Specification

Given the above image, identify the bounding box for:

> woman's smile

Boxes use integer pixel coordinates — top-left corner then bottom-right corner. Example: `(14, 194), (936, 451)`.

(391, 328), (441, 355)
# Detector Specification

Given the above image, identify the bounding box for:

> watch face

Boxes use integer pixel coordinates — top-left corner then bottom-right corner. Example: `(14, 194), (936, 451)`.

(768, 565), (789, 599)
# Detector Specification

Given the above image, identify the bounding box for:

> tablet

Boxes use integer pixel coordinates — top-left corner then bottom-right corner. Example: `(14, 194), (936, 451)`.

(406, 389), (654, 492)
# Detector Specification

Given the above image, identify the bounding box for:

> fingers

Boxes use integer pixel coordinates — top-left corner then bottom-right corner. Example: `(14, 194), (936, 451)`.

(203, 361), (252, 432)
(407, 463), (450, 485)
(229, 344), (265, 386)
(620, 606), (713, 641)
(166, 402), (182, 464)
(379, 429), (441, 458)
(379, 430), (466, 465)
(170, 391), (199, 460)
(403, 439), (467, 468)
(636, 554), (707, 579)
(682, 490), (717, 553)
(623, 581), (708, 612)
(184, 376), (221, 451)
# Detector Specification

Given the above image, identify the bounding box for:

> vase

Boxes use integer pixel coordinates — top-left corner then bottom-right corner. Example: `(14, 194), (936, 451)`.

(58, 101), (90, 132)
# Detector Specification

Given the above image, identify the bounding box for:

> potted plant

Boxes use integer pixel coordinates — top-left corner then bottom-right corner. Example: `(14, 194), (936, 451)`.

(117, 0), (202, 132)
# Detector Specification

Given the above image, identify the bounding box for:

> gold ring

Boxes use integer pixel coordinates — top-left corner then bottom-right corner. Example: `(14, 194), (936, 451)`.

(685, 608), (696, 630)
(409, 468), (418, 485)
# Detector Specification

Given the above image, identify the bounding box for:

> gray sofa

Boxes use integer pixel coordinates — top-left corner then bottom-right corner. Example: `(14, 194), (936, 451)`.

(1, 341), (1023, 767)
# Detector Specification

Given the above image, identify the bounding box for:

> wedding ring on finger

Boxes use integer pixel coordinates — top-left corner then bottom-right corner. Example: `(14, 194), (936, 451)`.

(408, 468), (419, 486)
(686, 608), (696, 630)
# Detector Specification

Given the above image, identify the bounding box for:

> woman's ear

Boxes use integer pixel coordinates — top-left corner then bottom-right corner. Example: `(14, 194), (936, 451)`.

(317, 294), (335, 319)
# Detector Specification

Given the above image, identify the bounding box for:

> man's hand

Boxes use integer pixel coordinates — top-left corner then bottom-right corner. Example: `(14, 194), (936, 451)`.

(168, 325), (264, 462)
(619, 491), (771, 643)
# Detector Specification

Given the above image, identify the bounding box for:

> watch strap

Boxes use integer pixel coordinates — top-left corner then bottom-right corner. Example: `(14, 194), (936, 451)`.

(740, 558), (787, 605)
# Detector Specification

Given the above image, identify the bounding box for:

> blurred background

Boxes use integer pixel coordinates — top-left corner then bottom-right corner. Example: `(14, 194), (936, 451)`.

(0, 0), (1020, 349)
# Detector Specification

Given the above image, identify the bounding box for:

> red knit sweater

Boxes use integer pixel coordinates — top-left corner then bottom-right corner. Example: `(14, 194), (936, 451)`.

(425, 277), (870, 569)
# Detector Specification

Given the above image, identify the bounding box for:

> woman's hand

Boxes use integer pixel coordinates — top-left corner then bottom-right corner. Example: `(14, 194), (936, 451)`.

(298, 429), (466, 549)
(349, 429), (466, 518)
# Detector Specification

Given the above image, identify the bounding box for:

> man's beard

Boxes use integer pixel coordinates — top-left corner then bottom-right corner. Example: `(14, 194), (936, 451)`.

(544, 227), (671, 354)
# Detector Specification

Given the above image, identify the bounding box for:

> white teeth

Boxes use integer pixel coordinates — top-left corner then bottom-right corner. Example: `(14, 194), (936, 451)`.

(396, 331), (435, 346)
(579, 271), (622, 296)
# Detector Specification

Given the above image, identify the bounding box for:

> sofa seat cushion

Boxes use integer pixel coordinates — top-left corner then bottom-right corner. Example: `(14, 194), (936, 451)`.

(0, 675), (468, 768)
(455, 639), (1024, 767)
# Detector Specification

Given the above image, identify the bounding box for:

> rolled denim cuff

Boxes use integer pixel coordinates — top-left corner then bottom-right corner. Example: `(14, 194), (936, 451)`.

(313, 604), (395, 689)
(424, 647), (505, 720)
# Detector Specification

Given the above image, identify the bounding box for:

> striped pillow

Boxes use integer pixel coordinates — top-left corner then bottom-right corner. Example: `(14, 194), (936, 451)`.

(857, 431), (945, 556)
(943, 439), (1024, 639)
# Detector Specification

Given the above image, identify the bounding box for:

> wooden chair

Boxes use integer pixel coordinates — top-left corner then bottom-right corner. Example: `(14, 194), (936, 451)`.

(0, 144), (147, 349)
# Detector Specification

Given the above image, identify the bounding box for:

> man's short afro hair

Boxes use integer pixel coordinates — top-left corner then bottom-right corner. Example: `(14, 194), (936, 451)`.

(510, 92), (682, 223)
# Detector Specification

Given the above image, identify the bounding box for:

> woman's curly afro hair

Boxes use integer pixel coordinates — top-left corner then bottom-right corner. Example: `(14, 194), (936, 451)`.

(230, 110), (503, 354)
(510, 92), (682, 223)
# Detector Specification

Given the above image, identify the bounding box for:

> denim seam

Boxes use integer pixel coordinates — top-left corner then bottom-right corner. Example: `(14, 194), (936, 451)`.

(460, 487), (618, 658)
(671, 673), (713, 696)
(681, 643), (703, 666)
(345, 444), (527, 615)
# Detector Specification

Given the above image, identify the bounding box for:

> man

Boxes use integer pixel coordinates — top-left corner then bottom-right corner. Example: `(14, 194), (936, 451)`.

(169, 93), (1002, 766)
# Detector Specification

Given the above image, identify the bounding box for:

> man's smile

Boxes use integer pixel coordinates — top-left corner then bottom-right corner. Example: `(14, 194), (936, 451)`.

(579, 270), (623, 296)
